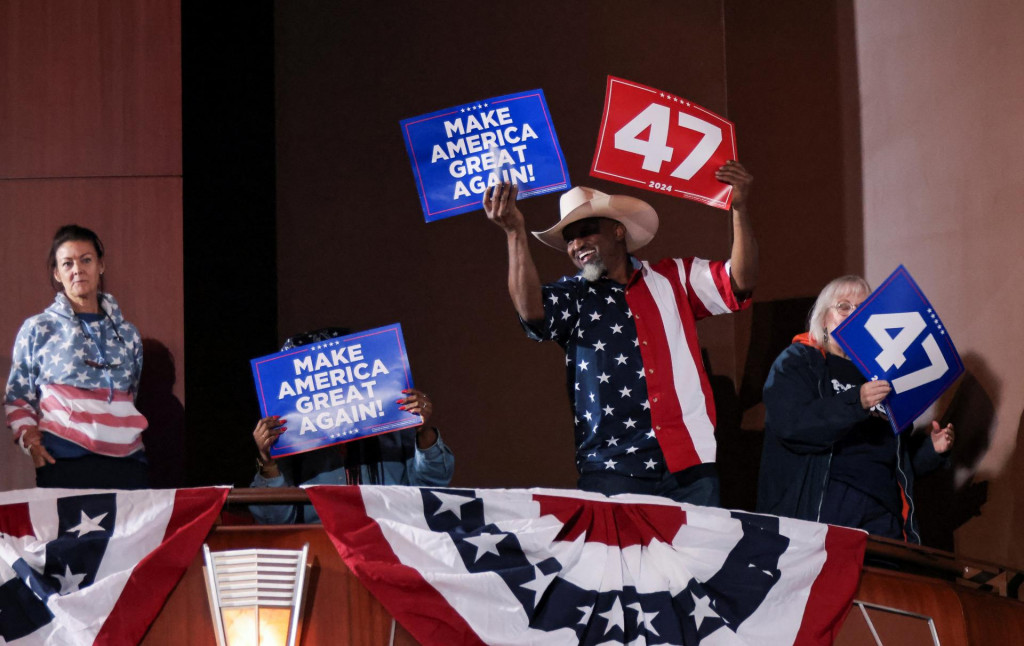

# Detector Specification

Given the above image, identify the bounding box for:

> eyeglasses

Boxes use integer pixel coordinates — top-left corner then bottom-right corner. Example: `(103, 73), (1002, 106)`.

(831, 301), (857, 316)
(84, 359), (122, 370)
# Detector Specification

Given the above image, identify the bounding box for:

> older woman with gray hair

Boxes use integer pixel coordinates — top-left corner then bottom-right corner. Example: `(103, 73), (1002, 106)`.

(756, 275), (954, 543)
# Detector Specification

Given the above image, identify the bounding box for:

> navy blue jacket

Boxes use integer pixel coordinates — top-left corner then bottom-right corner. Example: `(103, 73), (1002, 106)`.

(757, 338), (946, 543)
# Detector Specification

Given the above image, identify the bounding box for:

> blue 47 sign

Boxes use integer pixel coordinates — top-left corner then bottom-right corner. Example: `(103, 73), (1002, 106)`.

(832, 266), (963, 433)
(250, 323), (423, 458)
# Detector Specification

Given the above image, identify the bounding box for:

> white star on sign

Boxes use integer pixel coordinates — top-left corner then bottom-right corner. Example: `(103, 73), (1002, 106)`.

(67, 511), (108, 537)
(599, 596), (625, 634)
(55, 564), (87, 595)
(463, 531), (506, 562)
(690, 592), (719, 630)
(432, 492), (471, 520)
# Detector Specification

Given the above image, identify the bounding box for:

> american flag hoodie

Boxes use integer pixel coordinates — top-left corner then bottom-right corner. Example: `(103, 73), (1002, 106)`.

(5, 292), (147, 459)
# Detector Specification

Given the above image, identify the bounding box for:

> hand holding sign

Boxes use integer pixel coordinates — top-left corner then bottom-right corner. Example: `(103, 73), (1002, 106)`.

(483, 181), (523, 234)
(859, 379), (892, 410)
(714, 160), (754, 211)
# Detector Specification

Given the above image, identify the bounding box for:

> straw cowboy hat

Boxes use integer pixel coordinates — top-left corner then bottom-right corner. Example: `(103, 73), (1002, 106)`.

(532, 186), (659, 252)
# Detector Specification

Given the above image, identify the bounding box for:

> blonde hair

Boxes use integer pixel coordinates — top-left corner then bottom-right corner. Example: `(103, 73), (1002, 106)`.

(807, 275), (871, 347)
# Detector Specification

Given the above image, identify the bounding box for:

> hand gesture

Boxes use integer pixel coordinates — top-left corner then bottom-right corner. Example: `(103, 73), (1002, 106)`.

(22, 427), (56, 468)
(859, 379), (891, 410)
(398, 388), (438, 449)
(715, 160), (753, 210)
(930, 420), (955, 454)
(483, 181), (524, 234)
(252, 416), (286, 463)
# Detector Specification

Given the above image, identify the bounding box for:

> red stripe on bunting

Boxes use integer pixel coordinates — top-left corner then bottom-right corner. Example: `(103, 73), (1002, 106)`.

(793, 525), (867, 645)
(307, 486), (487, 646)
(95, 488), (229, 646)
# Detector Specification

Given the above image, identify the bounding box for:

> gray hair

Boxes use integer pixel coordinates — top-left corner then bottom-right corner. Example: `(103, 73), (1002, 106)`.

(807, 275), (872, 346)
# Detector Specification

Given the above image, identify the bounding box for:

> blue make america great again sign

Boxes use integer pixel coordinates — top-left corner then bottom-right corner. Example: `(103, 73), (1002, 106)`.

(831, 266), (963, 433)
(250, 323), (422, 458)
(400, 88), (569, 222)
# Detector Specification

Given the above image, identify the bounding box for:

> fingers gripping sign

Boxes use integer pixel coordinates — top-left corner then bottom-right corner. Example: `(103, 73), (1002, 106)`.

(483, 181), (523, 233)
(859, 379), (892, 410)
(715, 160), (754, 210)
(253, 415), (286, 462)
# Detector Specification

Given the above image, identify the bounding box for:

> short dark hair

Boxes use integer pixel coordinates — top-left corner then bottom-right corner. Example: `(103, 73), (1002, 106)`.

(48, 224), (105, 292)
(280, 327), (352, 351)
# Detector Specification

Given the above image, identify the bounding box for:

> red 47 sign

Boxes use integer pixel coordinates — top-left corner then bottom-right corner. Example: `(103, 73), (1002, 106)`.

(591, 76), (737, 210)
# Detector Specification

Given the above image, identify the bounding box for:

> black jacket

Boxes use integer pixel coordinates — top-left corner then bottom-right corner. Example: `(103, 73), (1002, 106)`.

(756, 338), (947, 543)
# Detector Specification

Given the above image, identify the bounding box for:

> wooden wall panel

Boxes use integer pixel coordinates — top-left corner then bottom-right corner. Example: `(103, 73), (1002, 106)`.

(0, 0), (181, 178)
(0, 177), (184, 490)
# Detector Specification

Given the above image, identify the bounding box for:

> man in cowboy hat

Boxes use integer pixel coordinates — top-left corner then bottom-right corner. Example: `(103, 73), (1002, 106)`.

(484, 161), (756, 505)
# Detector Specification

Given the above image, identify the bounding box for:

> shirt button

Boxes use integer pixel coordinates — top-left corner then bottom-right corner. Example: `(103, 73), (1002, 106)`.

(656, 426), (661, 430)
(648, 369), (654, 374)
(643, 341), (648, 346)
(653, 397), (659, 403)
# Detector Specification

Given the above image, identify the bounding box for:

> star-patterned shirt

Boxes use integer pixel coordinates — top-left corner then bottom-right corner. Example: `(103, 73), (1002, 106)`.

(4, 292), (147, 459)
(524, 256), (748, 478)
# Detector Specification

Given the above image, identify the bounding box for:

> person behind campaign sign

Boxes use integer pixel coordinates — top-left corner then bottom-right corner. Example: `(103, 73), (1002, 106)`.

(249, 328), (454, 524)
(5, 224), (149, 489)
(757, 275), (955, 543)
(484, 161), (757, 505)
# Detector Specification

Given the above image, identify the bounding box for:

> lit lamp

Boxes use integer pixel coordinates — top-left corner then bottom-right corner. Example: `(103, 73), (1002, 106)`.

(203, 544), (310, 646)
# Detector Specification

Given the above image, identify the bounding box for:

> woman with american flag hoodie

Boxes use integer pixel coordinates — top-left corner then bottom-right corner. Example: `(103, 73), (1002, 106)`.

(5, 225), (148, 489)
